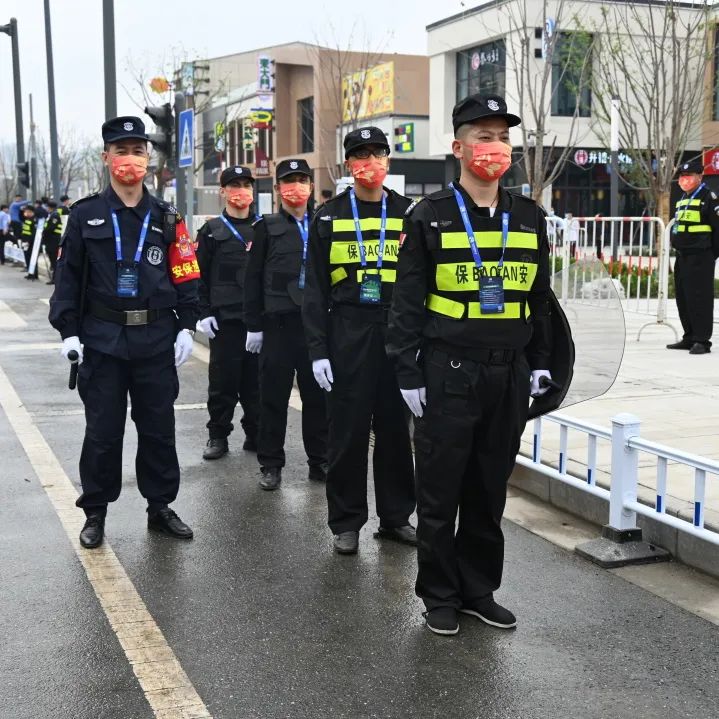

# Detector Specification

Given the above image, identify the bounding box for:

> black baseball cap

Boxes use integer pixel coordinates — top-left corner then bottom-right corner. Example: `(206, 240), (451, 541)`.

(60, 194), (70, 202)
(47, 200), (58, 209)
(452, 94), (521, 133)
(101, 116), (149, 144)
(343, 126), (390, 158)
(276, 158), (312, 181)
(677, 158), (704, 176)
(220, 165), (255, 186)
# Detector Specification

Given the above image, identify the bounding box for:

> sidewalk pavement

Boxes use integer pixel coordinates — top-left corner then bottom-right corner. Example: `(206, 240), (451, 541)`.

(520, 303), (719, 528)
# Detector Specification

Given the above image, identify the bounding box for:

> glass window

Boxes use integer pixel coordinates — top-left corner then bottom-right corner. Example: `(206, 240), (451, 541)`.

(551, 32), (592, 117)
(298, 97), (314, 153)
(456, 40), (506, 102)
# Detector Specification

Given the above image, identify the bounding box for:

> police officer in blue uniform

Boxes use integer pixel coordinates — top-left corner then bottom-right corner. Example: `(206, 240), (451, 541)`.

(49, 116), (199, 549)
(244, 159), (328, 490)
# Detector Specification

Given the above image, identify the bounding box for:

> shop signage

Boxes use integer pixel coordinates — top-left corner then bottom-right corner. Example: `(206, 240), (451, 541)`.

(703, 148), (719, 175)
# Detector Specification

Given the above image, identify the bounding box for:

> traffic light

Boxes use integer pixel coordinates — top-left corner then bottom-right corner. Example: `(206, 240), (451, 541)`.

(144, 103), (174, 158)
(16, 161), (29, 188)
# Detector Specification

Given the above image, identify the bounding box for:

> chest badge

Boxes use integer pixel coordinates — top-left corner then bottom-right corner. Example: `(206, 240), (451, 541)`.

(87, 218), (105, 226)
(146, 245), (164, 266)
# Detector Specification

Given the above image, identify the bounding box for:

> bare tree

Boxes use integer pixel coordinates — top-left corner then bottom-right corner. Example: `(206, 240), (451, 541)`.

(0, 143), (18, 205)
(583, 0), (711, 221)
(308, 23), (393, 185)
(499, 0), (594, 204)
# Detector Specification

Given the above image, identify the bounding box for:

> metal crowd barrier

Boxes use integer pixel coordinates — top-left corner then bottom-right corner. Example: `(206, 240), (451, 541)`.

(518, 412), (719, 547)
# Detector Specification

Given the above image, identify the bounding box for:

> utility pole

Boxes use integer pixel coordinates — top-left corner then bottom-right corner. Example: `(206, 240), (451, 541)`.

(29, 93), (37, 201)
(43, 0), (61, 199)
(610, 95), (620, 262)
(1, 18), (26, 198)
(102, 0), (117, 119)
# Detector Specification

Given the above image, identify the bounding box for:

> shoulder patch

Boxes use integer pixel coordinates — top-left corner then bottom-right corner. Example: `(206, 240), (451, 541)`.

(318, 214), (332, 222)
(711, 191), (717, 201)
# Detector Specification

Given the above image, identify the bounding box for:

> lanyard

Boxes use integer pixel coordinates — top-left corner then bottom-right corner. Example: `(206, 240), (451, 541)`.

(349, 188), (387, 270)
(674, 182), (705, 224)
(111, 210), (150, 264)
(294, 212), (309, 264)
(219, 213), (250, 246)
(450, 182), (509, 270)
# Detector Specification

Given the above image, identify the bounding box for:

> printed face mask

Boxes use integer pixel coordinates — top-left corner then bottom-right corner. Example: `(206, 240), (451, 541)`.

(110, 155), (148, 185)
(348, 157), (388, 189)
(279, 182), (312, 207)
(678, 175), (701, 193)
(464, 141), (512, 181)
(226, 187), (254, 209)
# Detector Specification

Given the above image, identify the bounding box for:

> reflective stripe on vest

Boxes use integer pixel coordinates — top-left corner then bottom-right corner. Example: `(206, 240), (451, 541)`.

(330, 267), (348, 285)
(426, 293), (530, 320)
(676, 210), (701, 223)
(440, 230), (537, 250)
(436, 261), (537, 292)
(676, 224), (712, 233)
(332, 217), (403, 233)
(329, 238), (400, 265)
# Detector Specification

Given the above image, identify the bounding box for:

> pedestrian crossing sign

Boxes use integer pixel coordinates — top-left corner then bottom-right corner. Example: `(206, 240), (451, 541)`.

(178, 110), (194, 169)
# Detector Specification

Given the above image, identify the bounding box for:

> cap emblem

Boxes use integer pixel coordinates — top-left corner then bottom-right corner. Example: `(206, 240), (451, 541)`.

(683, 164), (689, 170)
(123, 122), (134, 131)
(289, 161), (298, 170)
(487, 100), (500, 111)
(235, 167), (242, 174)
(360, 129), (371, 139)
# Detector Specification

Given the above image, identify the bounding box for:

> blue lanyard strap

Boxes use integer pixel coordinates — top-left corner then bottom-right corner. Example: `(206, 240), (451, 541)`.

(674, 182), (705, 223)
(219, 213), (248, 245)
(349, 188), (387, 270)
(450, 182), (509, 269)
(294, 212), (309, 263)
(112, 210), (151, 264)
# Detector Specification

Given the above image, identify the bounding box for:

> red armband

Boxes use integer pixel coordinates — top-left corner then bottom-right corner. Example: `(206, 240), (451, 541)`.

(168, 218), (201, 284)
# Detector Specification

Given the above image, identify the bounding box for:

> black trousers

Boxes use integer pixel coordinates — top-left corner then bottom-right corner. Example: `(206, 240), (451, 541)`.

(413, 348), (530, 611)
(326, 309), (415, 533)
(258, 312), (327, 470)
(675, 251), (715, 347)
(206, 318), (259, 440)
(75, 347), (180, 514)
(22, 242), (37, 278)
(45, 237), (59, 276)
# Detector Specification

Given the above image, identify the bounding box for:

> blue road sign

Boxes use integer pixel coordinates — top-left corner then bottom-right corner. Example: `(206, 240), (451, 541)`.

(178, 109), (194, 169)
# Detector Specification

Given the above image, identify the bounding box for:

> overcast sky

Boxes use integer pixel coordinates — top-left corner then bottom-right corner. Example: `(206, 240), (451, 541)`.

(0, 0), (461, 149)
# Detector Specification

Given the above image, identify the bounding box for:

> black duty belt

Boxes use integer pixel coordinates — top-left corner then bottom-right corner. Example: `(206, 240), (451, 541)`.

(426, 343), (520, 365)
(89, 301), (173, 326)
(331, 302), (390, 324)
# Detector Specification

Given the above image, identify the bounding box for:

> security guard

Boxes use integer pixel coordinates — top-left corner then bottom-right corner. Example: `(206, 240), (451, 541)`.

(49, 115), (200, 549)
(387, 95), (553, 635)
(43, 199), (66, 284)
(195, 165), (260, 459)
(667, 159), (719, 355)
(244, 159), (328, 490)
(303, 126), (416, 555)
(20, 203), (38, 280)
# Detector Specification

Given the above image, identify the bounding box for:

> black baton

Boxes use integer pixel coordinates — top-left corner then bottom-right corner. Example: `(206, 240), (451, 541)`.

(68, 350), (79, 390)
(539, 376), (562, 392)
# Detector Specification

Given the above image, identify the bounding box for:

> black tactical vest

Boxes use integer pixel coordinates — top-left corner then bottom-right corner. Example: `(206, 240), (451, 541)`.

(206, 215), (254, 308)
(263, 213), (304, 314)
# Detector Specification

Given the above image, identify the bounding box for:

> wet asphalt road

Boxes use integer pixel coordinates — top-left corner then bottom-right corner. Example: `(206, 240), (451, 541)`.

(1, 266), (718, 719)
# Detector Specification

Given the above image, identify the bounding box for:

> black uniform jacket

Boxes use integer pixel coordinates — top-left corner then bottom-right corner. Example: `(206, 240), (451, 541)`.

(243, 208), (306, 332)
(49, 186), (199, 360)
(387, 182), (553, 389)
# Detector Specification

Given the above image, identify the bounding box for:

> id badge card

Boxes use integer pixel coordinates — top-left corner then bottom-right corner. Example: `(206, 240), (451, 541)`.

(117, 262), (139, 298)
(359, 273), (382, 304)
(298, 264), (306, 290)
(479, 275), (505, 314)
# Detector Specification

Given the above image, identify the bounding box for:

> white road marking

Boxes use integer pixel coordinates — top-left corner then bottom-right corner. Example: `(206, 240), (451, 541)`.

(0, 342), (61, 353)
(33, 403), (206, 418)
(0, 364), (212, 718)
(0, 300), (27, 328)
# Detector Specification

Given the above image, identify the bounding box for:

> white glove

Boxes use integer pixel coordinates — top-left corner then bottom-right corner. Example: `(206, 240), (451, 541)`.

(530, 370), (552, 398)
(401, 387), (427, 418)
(245, 331), (263, 354)
(312, 359), (334, 392)
(61, 336), (83, 364)
(175, 330), (194, 367)
(196, 315), (218, 339)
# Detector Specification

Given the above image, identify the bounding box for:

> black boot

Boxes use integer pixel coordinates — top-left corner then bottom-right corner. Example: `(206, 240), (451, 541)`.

(259, 466), (282, 491)
(203, 437), (228, 460)
(79, 513), (105, 549)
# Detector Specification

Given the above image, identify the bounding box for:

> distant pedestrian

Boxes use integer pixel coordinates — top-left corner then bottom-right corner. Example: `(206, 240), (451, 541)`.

(42, 199), (64, 284)
(666, 159), (719, 355)
(0, 204), (10, 265)
(19, 203), (38, 280)
(9, 194), (24, 238)
(34, 199), (48, 220)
